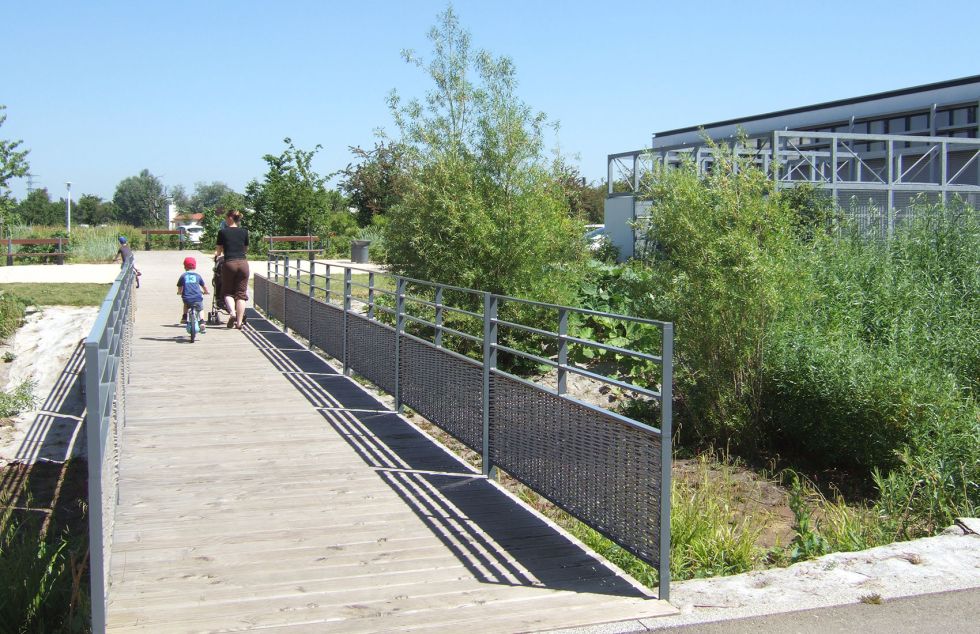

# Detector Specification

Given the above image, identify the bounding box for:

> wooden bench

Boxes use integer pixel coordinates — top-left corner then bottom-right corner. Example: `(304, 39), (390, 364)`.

(2, 238), (66, 265)
(266, 235), (321, 253)
(142, 228), (186, 250)
(266, 235), (324, 260)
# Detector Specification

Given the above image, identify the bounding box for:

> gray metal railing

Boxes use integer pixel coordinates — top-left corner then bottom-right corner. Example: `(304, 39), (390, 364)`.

(84, 263), (137, 633)
(256, 254), (674, 599)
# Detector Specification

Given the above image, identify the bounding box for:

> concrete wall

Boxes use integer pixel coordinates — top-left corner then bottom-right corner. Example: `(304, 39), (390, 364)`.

(604, 196), (635, 262)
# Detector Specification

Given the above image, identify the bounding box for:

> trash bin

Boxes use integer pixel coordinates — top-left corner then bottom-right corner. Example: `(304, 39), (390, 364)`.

(351, 240), (371, 264)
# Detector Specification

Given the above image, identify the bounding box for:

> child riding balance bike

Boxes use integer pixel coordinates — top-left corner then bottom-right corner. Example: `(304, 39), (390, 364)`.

(177, 256), (209, 342)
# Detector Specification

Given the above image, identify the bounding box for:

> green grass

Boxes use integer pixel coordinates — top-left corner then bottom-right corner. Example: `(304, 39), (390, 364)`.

(0, 283), (111, 307)
(0, 292), (28, 340)
(0, 461), (91, 632)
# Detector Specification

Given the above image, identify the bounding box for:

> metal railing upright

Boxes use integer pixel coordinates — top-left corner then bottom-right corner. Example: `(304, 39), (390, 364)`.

(84, 262), (137, 633)
(257, 254), (675, 599)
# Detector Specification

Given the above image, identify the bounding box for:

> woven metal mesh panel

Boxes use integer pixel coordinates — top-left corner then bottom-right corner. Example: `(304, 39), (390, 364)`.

(267, 280), (285, 322)
(490, 373), (662, 566)
(347, 313), (396, 393)
(284, 287), (311, 340)
(310, 298), (345, 360)
(254, 275), (268, 313)
(400, 336), (483, 452)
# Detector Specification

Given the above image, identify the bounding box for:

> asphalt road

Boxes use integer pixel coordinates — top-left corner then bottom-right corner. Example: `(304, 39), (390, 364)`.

(655, 587), (980, 633)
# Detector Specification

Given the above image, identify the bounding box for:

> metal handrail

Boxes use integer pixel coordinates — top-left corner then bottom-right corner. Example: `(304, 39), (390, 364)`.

(262, 252), (674, 599)
(84, 262), (137, 634)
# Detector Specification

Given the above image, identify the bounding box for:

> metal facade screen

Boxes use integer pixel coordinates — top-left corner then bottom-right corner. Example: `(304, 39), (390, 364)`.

(490, 373), (662, 564)
(400, 335), (484, 452)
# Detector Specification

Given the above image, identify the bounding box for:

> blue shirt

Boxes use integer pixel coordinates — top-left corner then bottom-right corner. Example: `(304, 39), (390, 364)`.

(177, 271), (206, 303)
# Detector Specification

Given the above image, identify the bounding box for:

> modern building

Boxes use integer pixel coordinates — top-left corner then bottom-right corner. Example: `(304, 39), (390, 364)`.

(606, 75), (980, 260)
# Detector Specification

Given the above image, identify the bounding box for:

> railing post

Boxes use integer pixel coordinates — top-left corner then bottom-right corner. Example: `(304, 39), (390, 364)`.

(5, 238), (11, 267)
(282, 254), (290, 334)
(394, 278), (405, 413)
(368, 272), (376, 319)
(557, 307), (568, 396)
(84, 338), (106, 634)
(342, 268), (351, 376)
(325, 264), (332, 304)
(434, 287), (444, 348)
(659, 322), (674, 602)
(307, 260), (315, 349)
(482, 293), (498, 480)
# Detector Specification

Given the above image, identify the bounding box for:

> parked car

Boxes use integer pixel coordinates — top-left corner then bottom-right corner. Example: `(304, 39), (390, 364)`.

(181, 223), (205, 244)
(584, 224), (606, 251)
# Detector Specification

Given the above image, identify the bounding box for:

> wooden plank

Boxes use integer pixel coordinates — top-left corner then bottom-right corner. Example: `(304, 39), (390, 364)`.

(105, 251), (674, 632)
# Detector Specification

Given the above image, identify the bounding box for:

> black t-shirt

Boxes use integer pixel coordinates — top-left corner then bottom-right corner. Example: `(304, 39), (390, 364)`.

(217, 226), (249, 261)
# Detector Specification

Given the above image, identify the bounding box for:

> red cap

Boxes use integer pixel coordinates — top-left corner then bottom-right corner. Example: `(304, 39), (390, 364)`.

(183, 257), (197, 270)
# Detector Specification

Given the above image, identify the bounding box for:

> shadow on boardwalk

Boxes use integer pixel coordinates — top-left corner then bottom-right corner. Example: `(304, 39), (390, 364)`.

(241, 309), (650, 599)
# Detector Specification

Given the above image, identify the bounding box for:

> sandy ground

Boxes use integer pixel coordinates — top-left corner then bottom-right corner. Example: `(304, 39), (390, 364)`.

(0, 306), (97, 468)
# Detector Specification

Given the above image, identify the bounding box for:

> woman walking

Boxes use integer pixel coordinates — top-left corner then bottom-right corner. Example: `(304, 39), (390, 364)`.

(214, 209), (249, 329)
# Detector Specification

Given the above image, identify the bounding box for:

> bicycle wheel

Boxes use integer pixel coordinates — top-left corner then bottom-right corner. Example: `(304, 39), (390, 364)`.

(189, 307), (198, 343)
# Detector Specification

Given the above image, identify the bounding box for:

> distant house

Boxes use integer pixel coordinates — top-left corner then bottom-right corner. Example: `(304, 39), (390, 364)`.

(170, 212), (204, 228)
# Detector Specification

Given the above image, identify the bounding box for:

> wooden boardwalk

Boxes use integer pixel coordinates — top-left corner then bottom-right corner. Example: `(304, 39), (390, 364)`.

(106, 252), (675, 633)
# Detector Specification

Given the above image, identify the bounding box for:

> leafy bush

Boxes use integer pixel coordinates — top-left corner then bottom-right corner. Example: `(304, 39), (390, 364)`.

(635, 145), (804, 449)
(763, 201), (979, 528)
(0, 380), (35, 417)
(618, 156), (977, 535)
(382, 7), (587, 307)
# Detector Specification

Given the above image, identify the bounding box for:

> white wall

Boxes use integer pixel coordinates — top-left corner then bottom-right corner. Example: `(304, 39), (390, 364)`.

(603, 196), (635, 262)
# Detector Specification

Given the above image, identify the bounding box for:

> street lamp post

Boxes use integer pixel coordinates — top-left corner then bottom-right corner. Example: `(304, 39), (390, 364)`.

(66, 182), (72, 234)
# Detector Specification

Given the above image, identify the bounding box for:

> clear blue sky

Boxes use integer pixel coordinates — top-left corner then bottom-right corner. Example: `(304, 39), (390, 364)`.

(4, 0), (979, 202)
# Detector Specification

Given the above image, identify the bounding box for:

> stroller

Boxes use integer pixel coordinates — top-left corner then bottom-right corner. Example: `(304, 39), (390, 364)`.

(206, 256), (229, 325)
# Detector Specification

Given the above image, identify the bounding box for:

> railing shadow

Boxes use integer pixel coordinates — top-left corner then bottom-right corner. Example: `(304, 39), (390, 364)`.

(0, 340), (88, 537)
(241, 309), (651, 598)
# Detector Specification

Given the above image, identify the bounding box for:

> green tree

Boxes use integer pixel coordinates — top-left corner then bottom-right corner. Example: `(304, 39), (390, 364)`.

(75, 194), (119, 225)
(188, 181), (237, 214)
(340, 141), (408, 227)
(200, 190), (248, 251)
(245, 138), (345, 238)
(14, 189), (63, 225)
(169, 184), (189, 212)
(383, 7), (586, 300)
(0, 105), (30, 223)
(113, 169), (167, 226)
(555, 163), (606, 224)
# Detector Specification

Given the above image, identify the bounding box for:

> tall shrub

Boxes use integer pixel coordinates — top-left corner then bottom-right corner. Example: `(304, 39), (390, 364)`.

(766, 200), (979, 527)
(639, 147), (802, 447)
(383, 7), (586, 304)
